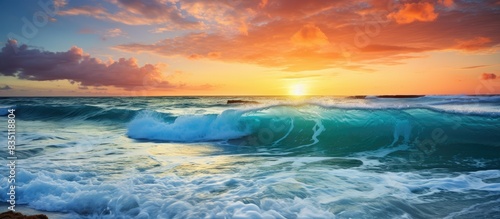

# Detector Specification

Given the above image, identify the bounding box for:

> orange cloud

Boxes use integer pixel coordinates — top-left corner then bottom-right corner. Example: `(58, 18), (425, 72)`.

(360, 44), (430, 53)
(259, 0), (268, 8)
(482, 73), (497, 80)
(207, 52), (221, 58)
(115, 23), (341, 72)
(112, 0), (500, 72)
(188, 54), (203, 60)
(455, 37), (493, 51)
(291, 24), (329, 47)
(439, 0), (454, 7)
(387, 2), (438, 24)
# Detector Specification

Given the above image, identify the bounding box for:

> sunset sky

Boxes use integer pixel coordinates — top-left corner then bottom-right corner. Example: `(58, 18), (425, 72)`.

(0, 0), (499, 96)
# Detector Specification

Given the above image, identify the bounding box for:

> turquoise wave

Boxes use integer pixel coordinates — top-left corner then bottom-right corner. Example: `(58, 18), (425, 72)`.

(125, 104), (500, 170)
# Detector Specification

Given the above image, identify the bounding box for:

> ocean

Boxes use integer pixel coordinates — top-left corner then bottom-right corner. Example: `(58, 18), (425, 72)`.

(0, 96), (499, 218)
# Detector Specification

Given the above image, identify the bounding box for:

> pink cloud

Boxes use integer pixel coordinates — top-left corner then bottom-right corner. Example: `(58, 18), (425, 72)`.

(53, 0), (67, 8)
(105, 28), (125, 38)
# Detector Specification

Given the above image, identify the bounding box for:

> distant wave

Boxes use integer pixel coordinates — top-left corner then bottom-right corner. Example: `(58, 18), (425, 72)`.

(3, 104), (167, 123)
(2, 95), (500, 122)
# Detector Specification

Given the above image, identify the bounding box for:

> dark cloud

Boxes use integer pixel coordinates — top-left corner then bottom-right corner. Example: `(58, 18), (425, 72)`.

(0, 40), (172, 90)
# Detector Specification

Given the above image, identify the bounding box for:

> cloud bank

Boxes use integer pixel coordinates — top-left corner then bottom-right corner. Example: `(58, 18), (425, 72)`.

(0, 40), (171, 90)
(101, 0), (500, 71)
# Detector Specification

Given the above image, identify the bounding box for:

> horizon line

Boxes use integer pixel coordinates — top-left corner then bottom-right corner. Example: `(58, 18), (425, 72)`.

(1, 94), (499, 98)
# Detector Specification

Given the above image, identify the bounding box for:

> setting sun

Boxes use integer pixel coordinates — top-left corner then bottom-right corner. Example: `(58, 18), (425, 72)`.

(290, 84), (306, 96)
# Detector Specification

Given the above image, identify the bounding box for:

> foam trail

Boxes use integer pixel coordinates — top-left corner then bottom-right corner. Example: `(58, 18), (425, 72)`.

(272, 118), (294, 146)
(295, 119), (326, 149)
(310, 119), (326, 146)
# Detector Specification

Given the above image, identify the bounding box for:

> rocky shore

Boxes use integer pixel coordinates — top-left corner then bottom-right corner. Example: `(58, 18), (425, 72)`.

(0, 211), (48, 219)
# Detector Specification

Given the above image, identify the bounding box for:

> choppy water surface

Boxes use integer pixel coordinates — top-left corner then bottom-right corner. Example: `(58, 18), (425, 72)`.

(1, 96), (499, 218)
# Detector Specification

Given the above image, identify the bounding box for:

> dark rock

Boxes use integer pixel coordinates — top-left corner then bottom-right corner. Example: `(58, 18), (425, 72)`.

(226, 100), (258, 104)
(347, 95), (366, 99)
(0, 211), (48, 219)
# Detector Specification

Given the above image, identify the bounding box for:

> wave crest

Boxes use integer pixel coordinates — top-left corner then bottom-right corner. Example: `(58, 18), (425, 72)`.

(127, 110), (252, 142)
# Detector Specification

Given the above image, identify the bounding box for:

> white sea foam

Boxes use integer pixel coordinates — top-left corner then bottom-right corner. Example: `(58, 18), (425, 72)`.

(0, 168), (337, 218)
(2, 164), (499, 218)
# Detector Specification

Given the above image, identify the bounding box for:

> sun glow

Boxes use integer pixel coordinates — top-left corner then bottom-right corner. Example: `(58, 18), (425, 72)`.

(290, 83), (306, 96)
